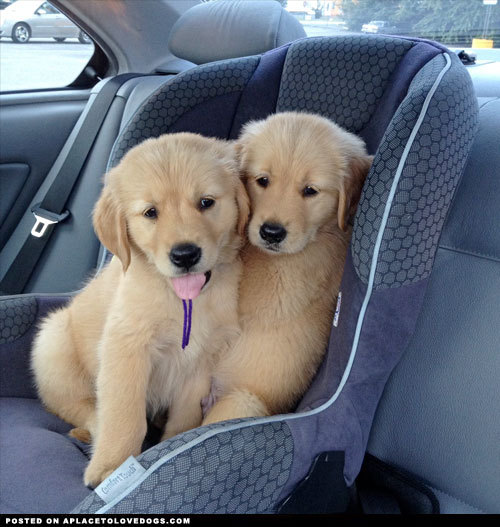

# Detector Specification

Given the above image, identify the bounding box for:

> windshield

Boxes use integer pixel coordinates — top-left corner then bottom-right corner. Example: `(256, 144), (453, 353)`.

(285, 0), (500, 60)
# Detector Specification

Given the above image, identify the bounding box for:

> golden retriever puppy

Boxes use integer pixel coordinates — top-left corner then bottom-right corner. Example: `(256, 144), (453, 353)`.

(31, 132), (249, 487)
(203, 112), (372, 424)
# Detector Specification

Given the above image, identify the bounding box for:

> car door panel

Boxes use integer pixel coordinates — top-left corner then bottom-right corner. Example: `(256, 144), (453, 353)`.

(0, 163), (30, 226)
(0, 90), (90, 249)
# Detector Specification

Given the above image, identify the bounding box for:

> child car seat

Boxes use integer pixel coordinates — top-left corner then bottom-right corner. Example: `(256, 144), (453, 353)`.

(0, 34), (478, 513)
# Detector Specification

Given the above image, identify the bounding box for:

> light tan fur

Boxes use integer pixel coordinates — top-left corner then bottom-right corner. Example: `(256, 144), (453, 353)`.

(203, 112), (372, 424)
(31, 133), (249, 487)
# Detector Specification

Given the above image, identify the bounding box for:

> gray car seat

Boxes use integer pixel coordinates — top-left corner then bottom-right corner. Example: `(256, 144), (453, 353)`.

(0, 0), (305, 295)
(357, 96), (500, 514)
(0, 32), (483, 514)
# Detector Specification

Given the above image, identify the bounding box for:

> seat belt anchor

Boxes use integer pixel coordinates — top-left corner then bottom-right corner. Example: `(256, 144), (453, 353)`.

(30, 203), (70, 238)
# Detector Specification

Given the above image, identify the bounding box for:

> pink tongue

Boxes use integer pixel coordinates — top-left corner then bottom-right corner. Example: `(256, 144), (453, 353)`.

(171, 273), (206, 300)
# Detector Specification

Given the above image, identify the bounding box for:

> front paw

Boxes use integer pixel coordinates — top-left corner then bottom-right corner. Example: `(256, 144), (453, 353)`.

(161, 426), (180, 441)
(84, 459), (116, 488)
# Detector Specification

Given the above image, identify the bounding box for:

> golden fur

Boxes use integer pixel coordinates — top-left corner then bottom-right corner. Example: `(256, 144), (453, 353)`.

(203, 112), (372, 424)
(31, 133), (249, 487)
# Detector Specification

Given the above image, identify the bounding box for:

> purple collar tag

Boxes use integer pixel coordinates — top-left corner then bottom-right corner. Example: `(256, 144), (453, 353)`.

(181, 299), (193, 349)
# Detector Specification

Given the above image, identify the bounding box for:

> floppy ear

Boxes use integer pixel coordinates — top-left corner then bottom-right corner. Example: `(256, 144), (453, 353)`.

(337, 155), (373, 231)
(93, 183), (131, 272)
(214, 139), (250, 237)
(236, 119), (265, 170)
(235, 178), (250, 236)
(234, 141), (244, 164)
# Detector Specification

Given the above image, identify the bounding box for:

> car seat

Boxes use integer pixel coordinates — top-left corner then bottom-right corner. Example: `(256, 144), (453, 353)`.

(0, 34), (480, 513)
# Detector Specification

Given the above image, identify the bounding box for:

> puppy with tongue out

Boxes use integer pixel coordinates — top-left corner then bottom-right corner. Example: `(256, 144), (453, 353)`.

(32, 133), (249, 488)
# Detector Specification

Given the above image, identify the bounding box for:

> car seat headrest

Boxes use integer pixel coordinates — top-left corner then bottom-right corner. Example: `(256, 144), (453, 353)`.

(168, 0), (306, 65)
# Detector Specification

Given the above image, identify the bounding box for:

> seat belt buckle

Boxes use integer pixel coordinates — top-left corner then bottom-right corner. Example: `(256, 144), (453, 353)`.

(30, 203), (70, 238)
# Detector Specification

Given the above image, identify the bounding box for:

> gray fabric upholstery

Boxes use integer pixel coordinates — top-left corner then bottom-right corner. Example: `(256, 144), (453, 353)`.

(367, 98), (500, 513)
(0, 296), (37, 344)
(352, 53), (479, 288)
(73, 421), (293, 514)
(0, 295), (70, 399)
(168, 0), (305, 65)
(0, 398), (92, 513)
(277, 35), (413, 133)
(109, 56), (260, 168)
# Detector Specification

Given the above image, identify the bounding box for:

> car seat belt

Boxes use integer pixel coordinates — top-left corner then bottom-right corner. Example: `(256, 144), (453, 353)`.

(0, 73), (144, 295)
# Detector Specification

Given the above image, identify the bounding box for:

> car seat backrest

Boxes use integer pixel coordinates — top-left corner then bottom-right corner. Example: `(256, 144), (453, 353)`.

(70, 35), (479, 514)
(167, 0), (305, 66)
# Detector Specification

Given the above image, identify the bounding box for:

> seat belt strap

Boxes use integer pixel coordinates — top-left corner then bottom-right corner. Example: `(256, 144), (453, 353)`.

(0, 73), (142, 295)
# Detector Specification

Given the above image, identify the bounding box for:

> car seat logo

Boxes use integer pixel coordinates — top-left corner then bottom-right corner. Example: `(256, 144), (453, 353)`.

(95, 456), (146, 503)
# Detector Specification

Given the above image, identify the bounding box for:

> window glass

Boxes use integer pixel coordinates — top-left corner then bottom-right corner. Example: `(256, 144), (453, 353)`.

(286, 0), (500, 60)
(0, 0), (94, 92)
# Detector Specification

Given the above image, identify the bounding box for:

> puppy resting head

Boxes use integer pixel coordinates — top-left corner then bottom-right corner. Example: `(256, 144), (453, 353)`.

(93, 133), (249, 299)
(238, 112), (372, 255)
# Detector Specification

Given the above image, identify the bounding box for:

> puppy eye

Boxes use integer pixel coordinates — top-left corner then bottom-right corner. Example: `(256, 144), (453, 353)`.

(256, 176), (269, 188)
(199, 197), (215, 210)
(303, 186), (319, 197)
(143, 207), (158, 219)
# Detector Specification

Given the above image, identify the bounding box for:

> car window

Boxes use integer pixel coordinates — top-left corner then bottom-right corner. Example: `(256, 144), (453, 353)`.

(287, 0), (500, 61)
(0, 0), (94, 92)
(36, 2), (58, 15)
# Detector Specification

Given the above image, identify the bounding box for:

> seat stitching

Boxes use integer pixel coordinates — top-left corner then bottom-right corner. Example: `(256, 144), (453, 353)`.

(439, 244), (500, 264)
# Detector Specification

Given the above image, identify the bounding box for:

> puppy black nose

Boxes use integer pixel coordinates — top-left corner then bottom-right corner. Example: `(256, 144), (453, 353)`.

(259, 222), (287, 244)
(169, 243), (202, 269)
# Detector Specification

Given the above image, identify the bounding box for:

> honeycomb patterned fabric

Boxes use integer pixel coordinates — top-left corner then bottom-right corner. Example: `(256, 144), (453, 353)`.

(0, 297), (37, 344)
(276, 35), (413, 132)
(72, 421), (293, 514)
(108, 56), (259, 169)
(352, 53), (478, 288)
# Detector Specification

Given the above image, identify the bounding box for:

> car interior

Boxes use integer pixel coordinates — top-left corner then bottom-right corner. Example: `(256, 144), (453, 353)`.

(0, 0), (498, 516)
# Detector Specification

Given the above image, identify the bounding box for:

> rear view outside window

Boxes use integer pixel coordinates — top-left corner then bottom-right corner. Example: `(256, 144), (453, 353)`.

(0, 0), (94, 91)
(286, 0), (500, 58)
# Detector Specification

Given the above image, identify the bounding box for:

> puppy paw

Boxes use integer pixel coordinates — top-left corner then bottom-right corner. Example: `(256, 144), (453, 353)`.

(84, 460), (116, 488)
(69, 427), (92, 443)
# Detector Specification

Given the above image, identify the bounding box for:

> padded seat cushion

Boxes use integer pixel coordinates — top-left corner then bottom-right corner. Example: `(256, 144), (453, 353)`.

(0, 398), (92, 513)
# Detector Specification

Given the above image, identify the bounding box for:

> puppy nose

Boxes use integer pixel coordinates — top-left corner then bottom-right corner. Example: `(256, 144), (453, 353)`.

(169, 243), (202, 270)
(259, 222), (287, 244)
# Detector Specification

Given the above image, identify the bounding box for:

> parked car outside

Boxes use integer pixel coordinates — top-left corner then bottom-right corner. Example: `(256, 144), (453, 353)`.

(0, 0), (90, 43)
(361, 20), (398, 34)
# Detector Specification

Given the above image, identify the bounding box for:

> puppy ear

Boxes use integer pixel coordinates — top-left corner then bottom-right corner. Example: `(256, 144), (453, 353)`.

(234, 141), (244, 163)
(93, 182), (131, 272)
(213, 139), (250, 236)
(235, 178), (250, 237)
(236, 119), (265, 169)
(337, 154), (373, 231)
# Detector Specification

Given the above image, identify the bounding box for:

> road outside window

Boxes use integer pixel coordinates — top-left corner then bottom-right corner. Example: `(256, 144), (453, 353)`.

(0, 0), (94, 91)
(287, 0), (500, 61)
